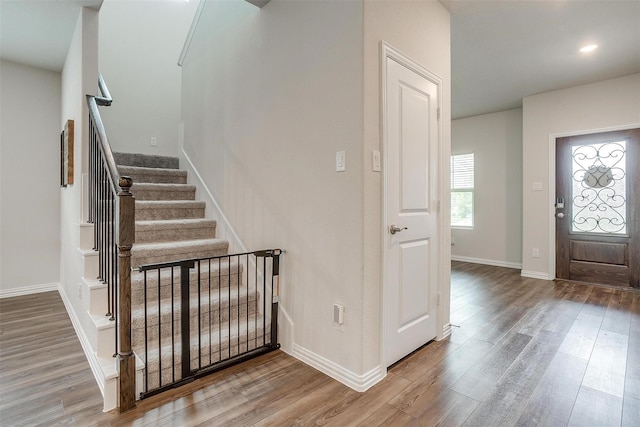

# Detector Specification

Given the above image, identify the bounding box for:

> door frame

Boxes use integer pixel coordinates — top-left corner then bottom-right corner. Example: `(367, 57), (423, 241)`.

(547, 123), (640, 280)
(379, 41), (448, 370)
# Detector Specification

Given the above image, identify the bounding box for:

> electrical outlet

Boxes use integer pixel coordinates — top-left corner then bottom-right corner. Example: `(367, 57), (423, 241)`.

(150, 137), (157, 146)
(532, 248), (539, 258)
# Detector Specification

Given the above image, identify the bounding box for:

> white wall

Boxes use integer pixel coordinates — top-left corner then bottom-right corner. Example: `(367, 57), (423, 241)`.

(59, 7), (99, 338)
(522, 73), (640, 279)
(0, 60), (61, 295)
(451, 108), (522, 268)
(99, 0), (199, 157)
(182, 0), (366, 376)
(181, 0), (450, 388)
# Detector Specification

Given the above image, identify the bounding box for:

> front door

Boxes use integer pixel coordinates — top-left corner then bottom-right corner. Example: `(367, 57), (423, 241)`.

(555, 128), (640, 288)
(384, 54), (439, 366)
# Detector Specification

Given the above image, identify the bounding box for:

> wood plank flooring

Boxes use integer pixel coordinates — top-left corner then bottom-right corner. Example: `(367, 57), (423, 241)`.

(1, 261), (638, 426)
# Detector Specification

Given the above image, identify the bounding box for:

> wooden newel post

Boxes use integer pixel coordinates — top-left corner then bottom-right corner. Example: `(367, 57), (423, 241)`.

(118, 176), (136, 412)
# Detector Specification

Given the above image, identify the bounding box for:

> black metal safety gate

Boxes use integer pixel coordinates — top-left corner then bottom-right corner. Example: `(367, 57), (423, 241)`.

(137, 249), (282, 399)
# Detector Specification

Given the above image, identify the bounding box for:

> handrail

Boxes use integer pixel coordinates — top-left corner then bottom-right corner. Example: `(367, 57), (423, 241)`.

(96, 72), (113, 106)
(86, 97), (120, 189)
(177, 0), (206, 67)
(86, 74), (136, 413)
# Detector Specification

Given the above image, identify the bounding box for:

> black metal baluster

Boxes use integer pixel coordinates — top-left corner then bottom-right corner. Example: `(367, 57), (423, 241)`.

(180, 261), (194, 379)
(254, 254), (258, 349)
(228, 256), (231, 359)
(237, 254), (241, 354)
(208, 258), (212, 365)
(197, 260), (201, 370)
(143, 269), (148, 395)
(245, 254), (249, 350)
(218, 257), (221, 363)
(157, 267), (162, 388)
(271, 252), (280, 348)
(264, 256), (268, 347)
(171, 266), (175, 383)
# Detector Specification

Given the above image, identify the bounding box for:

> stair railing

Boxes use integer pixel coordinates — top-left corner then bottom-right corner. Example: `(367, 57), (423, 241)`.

(86, 73), (136, 412)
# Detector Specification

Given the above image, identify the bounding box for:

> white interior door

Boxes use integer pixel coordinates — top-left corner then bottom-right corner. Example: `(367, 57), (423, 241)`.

(385, 55), (439, 366)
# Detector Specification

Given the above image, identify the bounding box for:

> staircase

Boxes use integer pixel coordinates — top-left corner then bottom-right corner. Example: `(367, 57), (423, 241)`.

(115, 152), (229, 267)
(82, 152), (273, 409)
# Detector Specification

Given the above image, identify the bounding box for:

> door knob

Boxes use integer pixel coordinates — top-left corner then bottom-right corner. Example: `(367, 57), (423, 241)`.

(389, 225), (408, 234)
(557, 212), (565, 219)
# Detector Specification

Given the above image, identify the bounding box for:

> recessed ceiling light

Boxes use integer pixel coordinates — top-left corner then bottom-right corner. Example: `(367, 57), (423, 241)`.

(579, 44), (598, 53)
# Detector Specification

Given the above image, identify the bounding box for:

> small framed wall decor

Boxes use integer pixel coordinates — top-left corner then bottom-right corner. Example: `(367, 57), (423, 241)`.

(60, 119), (74, 187)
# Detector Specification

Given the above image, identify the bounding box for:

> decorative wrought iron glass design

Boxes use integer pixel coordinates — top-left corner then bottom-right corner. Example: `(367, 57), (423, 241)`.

(571, 140), (627, 234)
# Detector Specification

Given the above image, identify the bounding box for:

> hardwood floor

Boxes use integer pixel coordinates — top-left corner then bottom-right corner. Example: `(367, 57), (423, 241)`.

(1, 262), (638, 426)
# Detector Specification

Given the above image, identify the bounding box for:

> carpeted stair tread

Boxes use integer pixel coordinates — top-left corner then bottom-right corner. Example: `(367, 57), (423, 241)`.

(118, 166), (187, 184)
(135, 200), (206, 220)
(132, 238), (229, 268)
(135, 219), (217, 243)
(113, 152), (179, 169)
(130, 183), (196, 201)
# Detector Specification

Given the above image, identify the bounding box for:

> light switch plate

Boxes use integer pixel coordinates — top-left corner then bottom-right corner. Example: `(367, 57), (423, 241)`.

(372, 150), (381, 172)
(336, 151), (346, 172)
(333, 304), (344, 324)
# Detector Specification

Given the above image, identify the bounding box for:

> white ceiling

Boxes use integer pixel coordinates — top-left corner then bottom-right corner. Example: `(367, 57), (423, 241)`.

(0, 0), (102, 72)
(1, 0), (638, 119)
(441, 0), (640, 119)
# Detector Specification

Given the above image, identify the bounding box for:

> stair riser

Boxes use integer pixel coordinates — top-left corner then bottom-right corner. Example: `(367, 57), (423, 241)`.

(95, 322), (115, 359)
(135, 224), (216, 243)
(83, 251), (98, 279)
(130, 188), (196, 201)
(88, 283), (108, 316)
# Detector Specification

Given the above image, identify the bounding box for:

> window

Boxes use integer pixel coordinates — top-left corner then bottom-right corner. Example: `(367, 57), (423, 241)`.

(451, 153), (474, 228)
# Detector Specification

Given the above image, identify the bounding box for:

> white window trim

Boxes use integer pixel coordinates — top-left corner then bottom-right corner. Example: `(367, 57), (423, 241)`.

(451, 153), (474, 230)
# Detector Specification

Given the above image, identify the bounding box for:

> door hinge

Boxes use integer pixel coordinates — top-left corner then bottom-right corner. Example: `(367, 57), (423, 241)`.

(437, 294), (441, 306)
(437, 108), (441, 120)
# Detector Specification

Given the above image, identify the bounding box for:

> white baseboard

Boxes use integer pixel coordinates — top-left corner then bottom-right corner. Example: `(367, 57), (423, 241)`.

(292, 344), (385, 392)
(439, 323), (452, 340)
(520, 270), (552, 280)
(451, 255), (522, 270)
(0, 282), (60, 299)
(58, 285), (105, 398)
